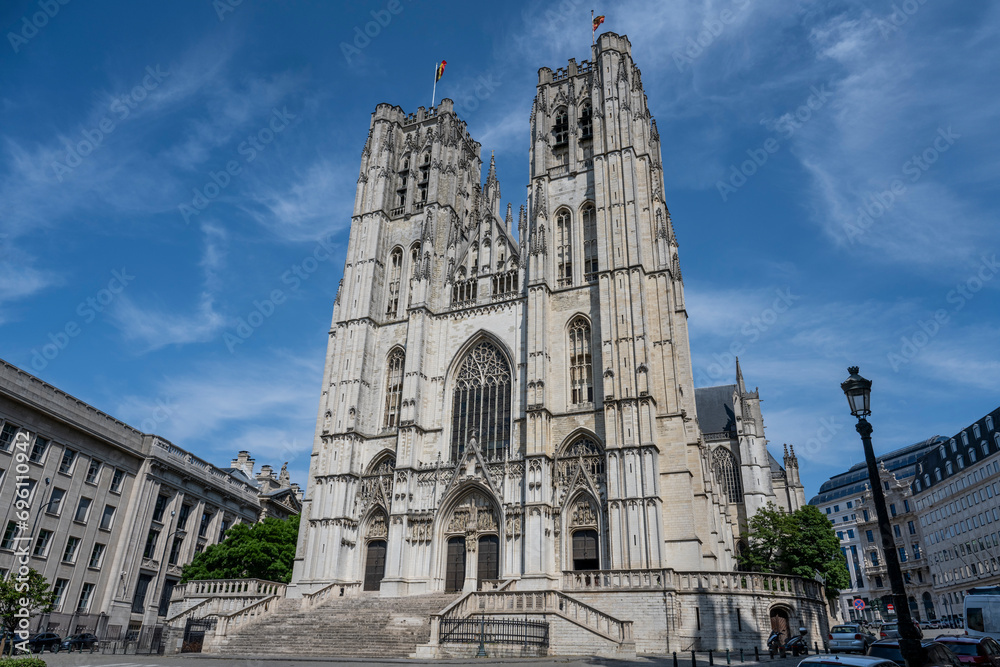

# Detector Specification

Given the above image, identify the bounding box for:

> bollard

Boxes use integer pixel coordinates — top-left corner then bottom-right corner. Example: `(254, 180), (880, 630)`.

(754, 646), (760, 662)
(710, 650), (714, 666)
(674, 652), (679, 667)
(692, 650), (697, 667)
(740, 648), (745, 663)
(727, 648), (732, 665)
(814, 642), (819, 655)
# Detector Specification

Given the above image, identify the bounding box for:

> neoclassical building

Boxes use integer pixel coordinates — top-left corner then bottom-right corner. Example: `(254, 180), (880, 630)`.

(285, 33), (816, 651)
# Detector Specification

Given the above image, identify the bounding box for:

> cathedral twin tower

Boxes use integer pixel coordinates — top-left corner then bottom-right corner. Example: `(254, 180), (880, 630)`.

(289, 33), (802, 598)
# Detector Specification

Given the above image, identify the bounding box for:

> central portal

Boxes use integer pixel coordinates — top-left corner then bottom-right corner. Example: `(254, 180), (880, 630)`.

(445, 536), (466, 592)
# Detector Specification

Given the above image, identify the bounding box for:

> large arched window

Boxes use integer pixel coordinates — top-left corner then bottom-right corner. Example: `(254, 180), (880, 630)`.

(556, 209), (572, 287)
(383, 349), (405, 429)
(556, 437), (605, 486)
(451, 340), (512, 462)
(712, 447), (743, 503)
(386, 247), (402, 317)
(582, 204), (598, 283)
(568, 317), (593, 405)
(553, 107), (568, 146)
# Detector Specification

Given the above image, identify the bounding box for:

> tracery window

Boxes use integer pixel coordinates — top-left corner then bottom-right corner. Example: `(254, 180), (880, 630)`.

(386, 247), (402, 317)
(450, 341), (511, 462)
(579, 104), (593, 140)
(554, 107), (568, 146)
(712, 447), (743, 503)
(383, 349), (404, 429)
(556, 438), (605, 486)
(582, 204), (598, 283)
(556, 209), (572, 287)
(568, 317), (593, 405)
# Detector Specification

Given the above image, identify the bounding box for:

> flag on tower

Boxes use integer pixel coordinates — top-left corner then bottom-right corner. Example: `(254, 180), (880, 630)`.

(435, 60), (447, 82)
(593, 14), (605, 32)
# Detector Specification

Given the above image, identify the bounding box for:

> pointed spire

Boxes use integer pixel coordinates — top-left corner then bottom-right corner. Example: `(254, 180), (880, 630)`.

(487, 151), (497, 183)
(736, 357), (746, 394)
(505, 203), (513, 234)
(518, 204), (527, 231)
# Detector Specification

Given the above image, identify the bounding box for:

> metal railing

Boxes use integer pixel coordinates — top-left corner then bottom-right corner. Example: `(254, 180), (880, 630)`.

(440, 617), (549, 647)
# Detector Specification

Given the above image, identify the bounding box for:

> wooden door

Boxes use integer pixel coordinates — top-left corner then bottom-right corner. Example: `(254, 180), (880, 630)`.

(572, 529), (599, 570)
(445, 536), (466, 592)
(363, 540), (387, 591)
(477, 535), (499, 588)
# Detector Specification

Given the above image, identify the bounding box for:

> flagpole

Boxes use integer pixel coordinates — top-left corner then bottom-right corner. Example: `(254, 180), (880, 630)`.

(431, 62), (438, 108)
(592, 10), (595, 47)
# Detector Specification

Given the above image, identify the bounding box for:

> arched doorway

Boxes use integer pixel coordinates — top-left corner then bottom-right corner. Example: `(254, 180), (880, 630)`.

(364, 540), (387, 591)
(770, 607), (791, 640)
(922, 592), (936, 619)
(445, 536), (466, 592)
(477, 535), (499, 588)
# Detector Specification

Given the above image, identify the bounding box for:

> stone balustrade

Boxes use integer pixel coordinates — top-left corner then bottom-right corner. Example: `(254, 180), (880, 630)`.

(562, 569), (824, 602)
(301, 581), (362, 608)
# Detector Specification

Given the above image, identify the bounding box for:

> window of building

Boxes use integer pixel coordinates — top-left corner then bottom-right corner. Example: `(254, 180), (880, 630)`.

(556, 209), (572, 287)
(62, 536), (80, 563)
(847, 501), (853, 509)
(131, 574), (152, 614)
(969, 448), (977, 463)
(582, 204), (598, 283)
(0, 422), (19, 451)
(898, 546), (908, 563)
(77, 583), (95, 613)
(826, 507), (831, 514)
(958, 455), (965, 469)
(987, 416), (994, 432)
(1, 521), (18, 550)
(110, 468), (125, 493)
(177, 504), (191, 530)
(568, 317), (593, 405)
(837, 531), (844, 540)
(913, 543), (921, 559)
(383, 348), (405, 429)
(29, 437), (48, 463)
(863, 510), (870, 521)
(450, 340), (512, 462)
(875, 576), (883, 588)
(893, 524), (901, 538)
(100, 505), (116, 531)
(58, 449), (76, 474)
(962, 432), (969, 446)
(946, 461), (954, 475)
(74, 497), (92, 523)
(951, 439), (958, 453)
(871, 552), (879, 566)
(386, 247), (402, 317)
(904, 499), (910, 512)
(712, 447), (742, 503)
(834, 505), (840, 512)
(847, 529), (855, 539)
(85, 459), (101, 484)
(908, 520), (916, 535)
(89, 543), (106, 568)
(579, 103), (593, 140)
(33, 530), (52, 557)
(553, 107), (568, 146)
(218, 519), (229, 543)
(890, 503), (897, 517)
(935, 468), (942, 482)
(143, 529), (159, 559)
(152, 494), (169, 523)
(52, 578), (68, 610)
(47, 488), (65, 515)
(867, 530), (875, 543)
(199, 511), (212, 537)
(168, 537), (184, 565)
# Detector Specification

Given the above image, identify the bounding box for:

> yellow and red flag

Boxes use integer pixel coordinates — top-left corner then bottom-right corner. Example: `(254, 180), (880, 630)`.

(593, 15), (605, 32)
(435, 60), (447, 82)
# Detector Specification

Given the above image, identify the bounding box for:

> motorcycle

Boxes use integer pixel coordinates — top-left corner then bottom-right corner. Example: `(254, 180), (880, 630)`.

(785, 635), (809, 657)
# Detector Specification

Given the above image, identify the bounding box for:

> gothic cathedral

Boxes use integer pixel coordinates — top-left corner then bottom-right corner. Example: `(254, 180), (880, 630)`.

(289, 33), (806, 606)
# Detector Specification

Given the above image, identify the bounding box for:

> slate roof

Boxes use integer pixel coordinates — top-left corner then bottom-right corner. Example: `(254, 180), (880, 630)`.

(695, 385), (737, 435)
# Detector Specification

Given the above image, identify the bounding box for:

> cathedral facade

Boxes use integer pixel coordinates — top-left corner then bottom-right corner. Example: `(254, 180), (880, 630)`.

(289, 34), (811, 647)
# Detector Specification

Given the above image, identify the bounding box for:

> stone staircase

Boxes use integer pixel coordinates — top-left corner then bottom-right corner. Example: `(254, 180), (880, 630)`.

(213, 592), (459, 658)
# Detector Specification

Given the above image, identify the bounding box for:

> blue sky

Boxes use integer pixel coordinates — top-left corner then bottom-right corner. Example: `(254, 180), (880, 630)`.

(1, 0), (997, 498)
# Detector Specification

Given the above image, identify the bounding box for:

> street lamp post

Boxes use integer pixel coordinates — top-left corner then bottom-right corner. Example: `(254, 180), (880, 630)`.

(841, 366), (923, 667)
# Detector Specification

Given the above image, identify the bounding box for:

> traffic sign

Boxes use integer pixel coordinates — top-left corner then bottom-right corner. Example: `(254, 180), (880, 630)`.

(854, 599), (866, 610)
(887, 603), (895, 612)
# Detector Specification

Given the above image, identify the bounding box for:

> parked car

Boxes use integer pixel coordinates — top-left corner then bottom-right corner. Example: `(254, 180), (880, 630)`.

(929, 622), (942, 630)
(868, 639), (963, 667)
(881, 623), (901, 639)
(797, 654), (900, 667)
(831, 624), (878, 654)
(60, 633), (99, 652)
(26, 632), (61, 653)
(934, 636), (1000, 667)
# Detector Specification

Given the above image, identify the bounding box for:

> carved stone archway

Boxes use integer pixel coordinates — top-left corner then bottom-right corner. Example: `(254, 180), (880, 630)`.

(440, 488), (501, 592)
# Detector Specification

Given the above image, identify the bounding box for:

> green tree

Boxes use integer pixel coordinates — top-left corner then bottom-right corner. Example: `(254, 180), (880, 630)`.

(739, 502), (851, 599)
(181, 515), (300, 584)
(0, 569), (56, 644)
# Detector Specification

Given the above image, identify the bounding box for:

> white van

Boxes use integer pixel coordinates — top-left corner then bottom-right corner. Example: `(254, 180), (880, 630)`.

(964, 587), (1000, 640)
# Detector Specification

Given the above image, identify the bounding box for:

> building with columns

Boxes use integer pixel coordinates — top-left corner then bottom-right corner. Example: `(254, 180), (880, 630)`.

(286, 33), (821, 651)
